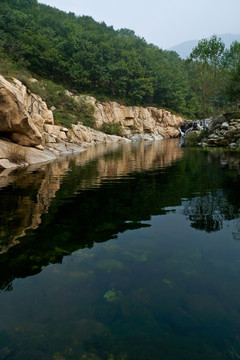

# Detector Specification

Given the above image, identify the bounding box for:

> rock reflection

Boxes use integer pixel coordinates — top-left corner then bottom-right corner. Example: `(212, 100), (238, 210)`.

(207, 151), (240, 171)
(0, 140), (183, 253)
(0, 141), (240, 291)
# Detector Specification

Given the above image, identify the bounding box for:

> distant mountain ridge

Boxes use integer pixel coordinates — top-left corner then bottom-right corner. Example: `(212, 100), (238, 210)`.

(169, 33), (240, 59)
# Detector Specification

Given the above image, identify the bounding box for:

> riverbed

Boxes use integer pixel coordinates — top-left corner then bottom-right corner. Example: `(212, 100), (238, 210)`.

(0, 139), (240, 359)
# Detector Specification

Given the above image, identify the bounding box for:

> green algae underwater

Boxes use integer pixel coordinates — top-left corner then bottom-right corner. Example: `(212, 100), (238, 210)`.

(0, 139), (240, 360)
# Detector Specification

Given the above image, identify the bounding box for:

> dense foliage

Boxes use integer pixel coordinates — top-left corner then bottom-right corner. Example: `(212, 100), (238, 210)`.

(0, 0), (194, 116)
(187, 36), (240, 117)
(0, 0), (239, 120)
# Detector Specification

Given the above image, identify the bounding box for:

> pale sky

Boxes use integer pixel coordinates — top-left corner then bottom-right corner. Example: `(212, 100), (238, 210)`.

(39, 0), (240, 49)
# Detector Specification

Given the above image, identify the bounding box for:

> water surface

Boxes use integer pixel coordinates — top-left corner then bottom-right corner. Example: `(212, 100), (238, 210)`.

(0, 139), (240, 360)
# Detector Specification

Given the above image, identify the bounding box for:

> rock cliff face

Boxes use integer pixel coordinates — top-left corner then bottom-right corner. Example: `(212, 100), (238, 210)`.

(43, 123), (130, 148)
(0, 76), (185, 169)
(0, 76), (53, 146)
(78, 96), (184, 139)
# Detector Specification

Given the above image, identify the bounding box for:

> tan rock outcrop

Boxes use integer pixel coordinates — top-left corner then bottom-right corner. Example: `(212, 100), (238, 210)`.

(0, 75), (185, 169)
(69, 123), (130, 146)
(0, 139), (56, 169)
(77, 95), (185, 139)
(0, 76), (53, 146)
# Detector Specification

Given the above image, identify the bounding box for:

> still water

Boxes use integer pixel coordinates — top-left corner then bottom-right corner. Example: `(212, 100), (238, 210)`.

(0, 139), (240, 360)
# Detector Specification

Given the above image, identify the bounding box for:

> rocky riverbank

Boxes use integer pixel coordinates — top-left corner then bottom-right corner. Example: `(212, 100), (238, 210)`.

(0, 75), (185, 170)
(183, 113), (240, 149)
(200, 113), (240, 149)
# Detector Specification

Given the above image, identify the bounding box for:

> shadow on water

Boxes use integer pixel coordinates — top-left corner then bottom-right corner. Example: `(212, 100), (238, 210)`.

(0, 140), (239, 292)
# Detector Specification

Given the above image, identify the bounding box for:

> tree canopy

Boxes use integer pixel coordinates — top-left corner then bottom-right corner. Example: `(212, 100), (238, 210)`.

(0, 0), (239, 118)
(187, 35), (240, 116)
(0, 0), (194, 114)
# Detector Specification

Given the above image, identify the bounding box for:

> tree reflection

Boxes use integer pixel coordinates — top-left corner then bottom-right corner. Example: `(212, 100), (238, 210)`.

(0, 144), (240, 291)
(183, 192), (240, 233)
(232, 219), (240, 241)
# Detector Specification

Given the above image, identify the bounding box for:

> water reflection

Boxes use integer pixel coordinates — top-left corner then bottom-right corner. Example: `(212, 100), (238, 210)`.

(183, 191), (237, 232)
(232, 218), (240, 240)
(0, 140), (240, 359)
(0, 140), (184, 254)
(207, 150), (240, 171)
(0, 141), (239, 293)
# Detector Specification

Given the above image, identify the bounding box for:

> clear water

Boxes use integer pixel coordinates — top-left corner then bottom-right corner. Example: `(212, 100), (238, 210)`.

(0, 139), (240, 360)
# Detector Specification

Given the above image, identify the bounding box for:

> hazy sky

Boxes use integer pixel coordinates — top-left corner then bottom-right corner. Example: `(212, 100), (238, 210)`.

(39, 0), (240, 49)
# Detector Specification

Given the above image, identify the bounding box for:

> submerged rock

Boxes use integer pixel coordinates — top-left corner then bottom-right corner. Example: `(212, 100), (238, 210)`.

(163, 278), (175, 289)
(80, 353), (102, 360)
(53, 353), (66, 360)
(104, 288), (123, 303)
(95, 259), (129, 273)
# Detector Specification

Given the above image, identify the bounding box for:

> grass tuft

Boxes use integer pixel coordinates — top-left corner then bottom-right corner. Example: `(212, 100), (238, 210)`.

(7, 145), (27, 165)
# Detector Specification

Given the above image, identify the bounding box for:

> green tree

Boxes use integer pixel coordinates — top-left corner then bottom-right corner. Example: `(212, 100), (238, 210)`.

(225, 64), (240, 110)
(224, 41), (240, 70)
(0, 0), (191, 115)
(223, 41), (240, 110)
(187, 35), (225, 118)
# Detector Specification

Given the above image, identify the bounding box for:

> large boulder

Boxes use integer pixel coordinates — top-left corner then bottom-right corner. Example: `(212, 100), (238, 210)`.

(70, 123), (130, 146)
(0, 76), (53, 146)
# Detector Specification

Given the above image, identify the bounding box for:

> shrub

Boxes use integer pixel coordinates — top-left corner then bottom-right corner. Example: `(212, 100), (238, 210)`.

(53, 110), (76, 128)
(18, 78), (96, 129)
(7, 145), (27, 165)
(128, 125), (138, 132)
(224, 112), (240, 121)
(198, 129), (209, 141)
(76, 97), (96, 128)
(100, 123), (123, 136)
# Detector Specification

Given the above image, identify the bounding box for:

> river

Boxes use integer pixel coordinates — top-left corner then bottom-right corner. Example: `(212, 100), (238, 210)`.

(0, 139), (240, 360)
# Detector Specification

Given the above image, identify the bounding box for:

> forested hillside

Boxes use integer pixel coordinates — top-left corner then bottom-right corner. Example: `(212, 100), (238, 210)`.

(0, 0), (195, 116)
(0, 0), (239, 119)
